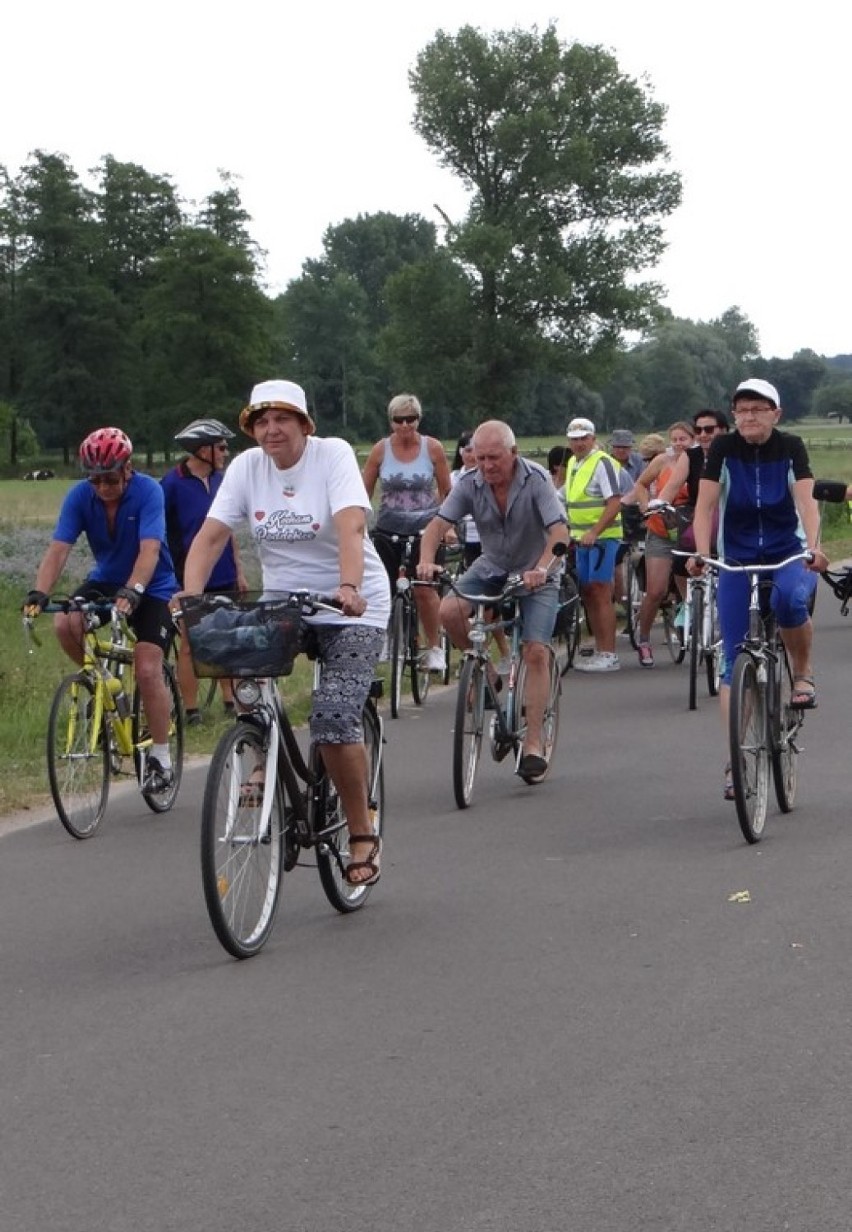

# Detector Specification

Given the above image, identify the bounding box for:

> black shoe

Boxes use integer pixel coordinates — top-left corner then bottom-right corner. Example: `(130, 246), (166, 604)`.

(518, 753), (548, 780)
(143, 756), (174, 793)
(185, 708), (202, 727)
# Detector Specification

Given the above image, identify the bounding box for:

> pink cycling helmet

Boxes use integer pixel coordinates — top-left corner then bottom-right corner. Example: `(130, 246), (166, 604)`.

(79, 427), (133, 474)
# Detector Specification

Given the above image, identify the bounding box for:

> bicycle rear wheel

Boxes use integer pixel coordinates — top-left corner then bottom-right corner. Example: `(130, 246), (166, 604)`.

(729, 653), (770, 843)
(388, 598), (405, 719)
(771, 642), (800, 814)
(201, 722), (285, 958)
(133, 661), (184, 813)
(317, 703), (385, 913)
(516, 651), (561, 784)
(661, 598), (686, 664)
(440, 630), (452, 686)
(47, 673), (109, 839)
(453, 656), (485, 809)
(688, 588), (703, 711)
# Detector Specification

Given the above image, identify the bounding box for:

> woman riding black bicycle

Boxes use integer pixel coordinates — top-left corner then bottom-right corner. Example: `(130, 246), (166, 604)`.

(182, 379), (391, 886)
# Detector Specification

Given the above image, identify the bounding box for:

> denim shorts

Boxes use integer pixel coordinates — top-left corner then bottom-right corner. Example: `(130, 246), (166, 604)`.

(452, 559), (559, 645)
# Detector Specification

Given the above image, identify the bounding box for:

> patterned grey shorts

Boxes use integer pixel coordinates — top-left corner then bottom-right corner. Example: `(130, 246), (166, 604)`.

(310, 623), (384, 745)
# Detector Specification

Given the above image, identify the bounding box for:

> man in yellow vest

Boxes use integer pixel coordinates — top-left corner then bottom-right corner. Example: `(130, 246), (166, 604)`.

(565, 417), (623, 672)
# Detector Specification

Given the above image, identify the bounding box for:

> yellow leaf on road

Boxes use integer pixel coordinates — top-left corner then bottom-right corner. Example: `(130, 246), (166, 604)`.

(727, 890), (752, 904)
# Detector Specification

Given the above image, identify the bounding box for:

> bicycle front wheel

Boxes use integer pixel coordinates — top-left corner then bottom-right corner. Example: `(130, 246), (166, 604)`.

(133, 661), (184, 813)
(453, 656), (485, 809)
(317, 703), (385, 913)
(729, 654), (770, 843)
(661, 599), (686, 664)
(706, 590), (721, 697)
(688, 588), (703, 711)
(388, 598), (405, 719)
(771, 643), (800, 814)
(626, 555), (644, 651)
(201, 722), (285, 959)
(410, 606), (431, 707)
(47, 673), (110, 840)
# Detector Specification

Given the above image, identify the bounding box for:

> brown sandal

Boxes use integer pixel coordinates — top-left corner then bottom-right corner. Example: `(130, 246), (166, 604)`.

(344, 835), (381, 887)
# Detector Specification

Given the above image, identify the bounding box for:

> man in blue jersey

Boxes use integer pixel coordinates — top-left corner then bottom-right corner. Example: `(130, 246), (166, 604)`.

(23, 427), (179, 791)
(686, 380), (828, 798)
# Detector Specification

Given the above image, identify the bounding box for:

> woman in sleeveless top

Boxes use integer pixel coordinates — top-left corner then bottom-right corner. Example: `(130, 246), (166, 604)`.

(630, 421), (695, 667)
(362, 393), (451, 672)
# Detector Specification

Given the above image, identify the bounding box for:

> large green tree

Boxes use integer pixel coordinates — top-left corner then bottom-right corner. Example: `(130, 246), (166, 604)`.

(410, 24), (682, 413)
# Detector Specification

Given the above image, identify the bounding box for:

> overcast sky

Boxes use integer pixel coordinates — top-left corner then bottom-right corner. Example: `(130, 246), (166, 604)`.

(5, 1), (849, 359)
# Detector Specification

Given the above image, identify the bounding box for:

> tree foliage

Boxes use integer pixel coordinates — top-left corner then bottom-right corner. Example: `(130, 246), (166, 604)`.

(410, 24), (682, 412)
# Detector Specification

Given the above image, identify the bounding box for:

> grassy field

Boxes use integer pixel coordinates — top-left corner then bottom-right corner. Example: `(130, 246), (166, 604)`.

(2, 424), (852, 817)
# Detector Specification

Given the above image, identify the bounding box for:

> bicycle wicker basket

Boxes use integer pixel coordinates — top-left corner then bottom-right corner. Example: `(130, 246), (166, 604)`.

(181, 592), (303, 678)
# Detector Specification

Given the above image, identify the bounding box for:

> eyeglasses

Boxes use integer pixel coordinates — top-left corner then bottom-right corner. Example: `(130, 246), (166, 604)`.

(392, 415), (419, 425)
(87, 473), (124, 488)
(733, 405), (776, 417)
(694, 425), (719, 435)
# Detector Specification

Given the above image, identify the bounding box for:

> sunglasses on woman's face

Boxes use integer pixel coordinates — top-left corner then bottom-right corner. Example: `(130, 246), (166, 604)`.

(393, 415), (419, 425)
(694, 425), (719, 436)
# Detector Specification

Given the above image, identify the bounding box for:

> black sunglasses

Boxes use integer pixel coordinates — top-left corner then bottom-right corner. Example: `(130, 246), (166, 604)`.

(88, 473), (124, 487)
(694, 425), (719, 435)
(393, 415), (419, 425)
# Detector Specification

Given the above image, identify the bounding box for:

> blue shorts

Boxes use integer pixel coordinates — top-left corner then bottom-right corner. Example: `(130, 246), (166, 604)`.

(717, 558), (816, 685)
(451, 559), (559, 645)
(575, 540), (620, 586)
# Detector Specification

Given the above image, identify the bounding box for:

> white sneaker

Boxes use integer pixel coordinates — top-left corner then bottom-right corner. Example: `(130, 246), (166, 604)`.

(423, 646), (447, 672)
(574, 652), (620, 673)
(494, 654), (513, 675)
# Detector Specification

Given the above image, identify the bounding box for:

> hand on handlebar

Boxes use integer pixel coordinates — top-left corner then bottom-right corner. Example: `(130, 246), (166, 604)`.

(416, 561), (444, 582)
(333, 585), (367, 617)
(685, 554), (707, 577)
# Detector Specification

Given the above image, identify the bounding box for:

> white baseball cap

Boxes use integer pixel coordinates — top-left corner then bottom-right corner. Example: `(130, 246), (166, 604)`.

(566, 417), (596, 438)
(733, 379), (780, 408)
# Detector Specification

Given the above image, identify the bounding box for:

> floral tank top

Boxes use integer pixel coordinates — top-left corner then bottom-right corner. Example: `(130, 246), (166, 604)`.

(375, 436), (439, 534)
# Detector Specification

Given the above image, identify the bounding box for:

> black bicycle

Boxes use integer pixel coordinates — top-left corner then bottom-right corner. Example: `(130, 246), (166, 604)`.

(182, 591), (385, 959)
(373, 529), (448, 717)
(821, 565), (852, 616)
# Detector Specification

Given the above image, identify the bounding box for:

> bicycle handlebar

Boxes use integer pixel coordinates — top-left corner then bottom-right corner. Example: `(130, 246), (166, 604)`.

(671, 550), (814, 572)
(436, 542), (567, 605)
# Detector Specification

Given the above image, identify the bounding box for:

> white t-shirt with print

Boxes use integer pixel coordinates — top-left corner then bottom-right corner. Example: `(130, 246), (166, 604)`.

(209, 437), (390, 629)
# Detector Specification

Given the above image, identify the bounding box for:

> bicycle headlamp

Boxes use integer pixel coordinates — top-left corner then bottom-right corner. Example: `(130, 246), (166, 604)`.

(234, 679), (262, 707)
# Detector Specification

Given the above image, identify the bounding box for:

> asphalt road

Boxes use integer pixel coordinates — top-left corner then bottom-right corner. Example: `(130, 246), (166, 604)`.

(2, 585), (852, 1232)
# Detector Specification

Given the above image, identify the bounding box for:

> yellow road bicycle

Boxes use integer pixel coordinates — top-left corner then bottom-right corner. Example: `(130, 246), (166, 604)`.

(24, 598), (185, 839)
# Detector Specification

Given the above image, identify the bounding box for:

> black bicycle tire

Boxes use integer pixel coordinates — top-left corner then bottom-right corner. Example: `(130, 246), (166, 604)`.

(688, 587), (703, 711)
(410, 602), (431, 707)
(661, 599), (686, 664)
(770, 639), (800, 814)
(453, 656), (484, 809)
(200, 722), (285, 958)
(47, 672), (110, 840)
(133, 661), (185, 813)
(729, 653), (770, 843)
(440, 630), (452, 687)
(626, 555), (644, 651)
(706, 588), (721, 697)
(389, 597), (405, 719)
(316, 702), (385, 913)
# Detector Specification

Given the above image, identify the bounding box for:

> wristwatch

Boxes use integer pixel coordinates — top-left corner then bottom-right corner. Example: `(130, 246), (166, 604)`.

(131, 582), (145, 596)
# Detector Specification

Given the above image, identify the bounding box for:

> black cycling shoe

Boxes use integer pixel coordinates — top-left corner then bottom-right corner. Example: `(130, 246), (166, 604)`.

(143, 756), (174, 793)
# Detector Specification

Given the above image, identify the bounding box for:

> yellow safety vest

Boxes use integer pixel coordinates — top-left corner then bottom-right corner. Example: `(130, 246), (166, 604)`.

(565, 450), (622, 539)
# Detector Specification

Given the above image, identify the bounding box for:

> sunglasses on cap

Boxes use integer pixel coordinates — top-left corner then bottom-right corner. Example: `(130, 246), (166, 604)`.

(392, 415), (419, 425)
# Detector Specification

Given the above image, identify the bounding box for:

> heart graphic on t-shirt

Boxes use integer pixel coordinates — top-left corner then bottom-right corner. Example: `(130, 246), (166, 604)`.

(312, 523), (320, 530)
(254, 511), (265, 521)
